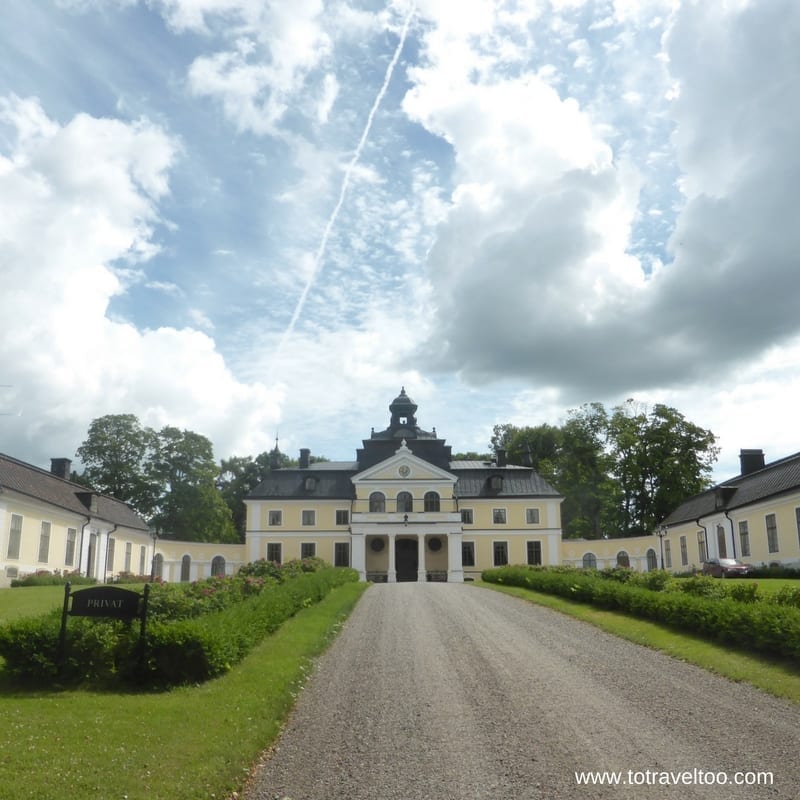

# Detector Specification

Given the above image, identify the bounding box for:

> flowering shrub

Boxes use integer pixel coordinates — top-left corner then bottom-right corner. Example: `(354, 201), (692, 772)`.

(0, 564), (359, 688)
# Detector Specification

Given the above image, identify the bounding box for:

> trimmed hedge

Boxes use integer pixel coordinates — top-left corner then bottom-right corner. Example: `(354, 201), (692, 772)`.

(0, 566), (358, 688)
(482, 565), (800, 660)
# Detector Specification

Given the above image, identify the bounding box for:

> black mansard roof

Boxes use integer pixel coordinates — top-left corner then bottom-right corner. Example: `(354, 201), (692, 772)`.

(0, 453), (150, 531)
(661, 450), (800, 527)
(247, 389), (561, 501)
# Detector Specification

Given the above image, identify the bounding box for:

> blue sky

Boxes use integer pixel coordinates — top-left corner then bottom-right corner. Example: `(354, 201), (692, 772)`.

(2, 0), (800, 484)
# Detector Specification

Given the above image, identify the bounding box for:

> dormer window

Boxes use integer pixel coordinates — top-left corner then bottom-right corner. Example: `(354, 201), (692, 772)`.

(489, 475), (503, 492)
(304, 476), (317, 491)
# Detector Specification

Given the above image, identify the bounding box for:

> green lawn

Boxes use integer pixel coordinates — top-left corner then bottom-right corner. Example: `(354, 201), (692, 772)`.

(0, 585), (68, 624)
(479, 580), (800, 704)
(0, 581), (369, 800)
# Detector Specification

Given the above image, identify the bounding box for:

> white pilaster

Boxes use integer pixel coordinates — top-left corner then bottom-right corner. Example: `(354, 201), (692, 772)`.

(447, 531), (464, 582)
(417, 534), (427, 582)
(350, 533), (366, 581)
(388, 533), (397, 582)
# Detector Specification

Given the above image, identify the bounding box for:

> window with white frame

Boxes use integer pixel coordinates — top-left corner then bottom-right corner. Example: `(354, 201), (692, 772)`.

(680, 535), (688, 566)
(369, 492), (385, 512)
(38, 521), (51, 563)
(462, 541), (475, 567)
(766, 513), (779, 553)
(527, 540), (542, 566)
(106, 537), (116, 571)
(65, 527), (77, 566)
(492, 508), (507, 525)
(181, 554), (191, 582)
(525, 508), (540, 524)
(334, 542), (350, 567)
(739, 520), (751, 557)
(267, 542), (282, 563)
(301, 510), (316, 526)
(616, 550), (630, 568)
(268, 510), (282, 526)
(582, 552), (597, 569)
(397, 492), (413, 513)
(336, 509), (350, 526)
(7, 514), (22, 560)
(664, 540), (672, 569)
(646, 549), (658, 571)
(139, 545), (146, 575)
(124, 541), (132, 573)
(301, 542), (316, 559)
(795, 507), (800, 549)
(697, 531), (706, 563)
(460, 508), (473, 525)
(493, 541), (509, 566)
(424, 491), (440, 512)
(211, 555), (226, 576)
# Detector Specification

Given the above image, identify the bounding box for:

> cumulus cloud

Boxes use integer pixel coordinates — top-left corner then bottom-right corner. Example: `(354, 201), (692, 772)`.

(0, 95), (280, 465)
(409, 0), (800, 400)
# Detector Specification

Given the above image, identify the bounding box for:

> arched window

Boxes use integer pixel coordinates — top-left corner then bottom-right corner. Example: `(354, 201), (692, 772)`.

(582, 552), (597, 569)
(646, 548), (658, 571)
(397, 491), (413, 513)
(152, 553), (163, 580)
(211, 556), (226, 577)
(181, 554), (191, 582)
(424, 491), (440, 512)
(616, 551), (630, 568)
(369, 492), (385, 512)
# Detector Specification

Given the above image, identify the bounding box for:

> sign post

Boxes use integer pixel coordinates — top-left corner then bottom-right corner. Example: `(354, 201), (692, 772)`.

(58, 583), (150, 677)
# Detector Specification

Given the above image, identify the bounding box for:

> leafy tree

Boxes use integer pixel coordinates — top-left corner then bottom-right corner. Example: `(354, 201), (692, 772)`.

(77, 415), (238, 543)
(604, 400), (719, 537)
(150, 426), (235, 542)
(218, 454), (272, 537)
(556, 404), (614, 539)
(505, 424), (562, 483)
(451, 451), (493, 461)
(491, 400), (718, 540)
(157, 482), (238, 543)
(75, 414), (159, 516)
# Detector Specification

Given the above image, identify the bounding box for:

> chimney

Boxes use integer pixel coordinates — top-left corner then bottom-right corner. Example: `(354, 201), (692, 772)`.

(50, 458), (72, 480)
(496, 448), (507, 468)
(739, 449), (765, 476)
(299, 448), (310, 469)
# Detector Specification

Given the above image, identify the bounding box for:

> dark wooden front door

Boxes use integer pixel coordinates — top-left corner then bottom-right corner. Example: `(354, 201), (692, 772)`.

(395, 538), (418, 582)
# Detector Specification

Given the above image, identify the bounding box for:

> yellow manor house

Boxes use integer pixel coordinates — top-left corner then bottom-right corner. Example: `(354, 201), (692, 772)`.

(2, 389), (800, 586)
(245, 388), (564, 582)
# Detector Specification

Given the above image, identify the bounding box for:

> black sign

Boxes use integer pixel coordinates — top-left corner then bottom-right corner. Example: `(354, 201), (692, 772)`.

(70, 586), (142, 620)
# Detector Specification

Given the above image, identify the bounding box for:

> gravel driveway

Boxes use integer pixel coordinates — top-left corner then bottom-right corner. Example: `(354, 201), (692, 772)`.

(243, 583), (800, 800)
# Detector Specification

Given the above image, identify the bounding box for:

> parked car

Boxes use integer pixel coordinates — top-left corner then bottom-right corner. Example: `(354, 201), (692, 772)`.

(702, 558), (754, 578)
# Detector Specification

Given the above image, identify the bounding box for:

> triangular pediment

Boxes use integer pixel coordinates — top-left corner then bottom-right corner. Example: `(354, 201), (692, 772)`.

(352, 442), (456, 485)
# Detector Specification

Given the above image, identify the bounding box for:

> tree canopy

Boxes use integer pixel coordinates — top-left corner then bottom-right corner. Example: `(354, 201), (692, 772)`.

(491, 400), (718, 539)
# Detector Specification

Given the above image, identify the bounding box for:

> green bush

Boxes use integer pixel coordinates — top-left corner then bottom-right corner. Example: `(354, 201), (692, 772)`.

(482, 565), (800, 660)
(11, 572), (96, 587)
(772, 585), (800, 609)
(0, 566), (359, 688)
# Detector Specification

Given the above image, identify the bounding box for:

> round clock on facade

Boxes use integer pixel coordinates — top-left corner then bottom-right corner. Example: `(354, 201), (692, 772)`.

(398, 465), (411, 477)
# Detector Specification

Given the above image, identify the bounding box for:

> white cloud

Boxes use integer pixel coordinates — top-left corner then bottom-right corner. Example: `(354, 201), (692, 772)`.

(404, 0), (800, 405)
(0, 95), (280, 464)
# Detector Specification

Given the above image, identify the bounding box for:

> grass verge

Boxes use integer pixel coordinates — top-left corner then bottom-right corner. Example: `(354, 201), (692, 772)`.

(0, 580), (369, 800)
(478, 580), (800, 704)
(0, 585), (68, 625)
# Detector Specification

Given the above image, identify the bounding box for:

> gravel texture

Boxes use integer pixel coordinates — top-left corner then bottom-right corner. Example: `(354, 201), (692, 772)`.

(243, 583), (800, 800)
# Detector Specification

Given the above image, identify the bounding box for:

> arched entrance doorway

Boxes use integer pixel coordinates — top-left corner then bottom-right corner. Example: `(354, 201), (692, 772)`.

(395, 537), (418, 581)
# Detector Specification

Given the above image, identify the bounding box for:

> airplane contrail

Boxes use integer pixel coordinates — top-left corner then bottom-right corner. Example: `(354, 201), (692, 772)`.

(276, 4), (417, 358)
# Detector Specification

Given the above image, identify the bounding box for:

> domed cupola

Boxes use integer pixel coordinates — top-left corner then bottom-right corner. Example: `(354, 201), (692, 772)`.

(389, 387), (418, 433)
